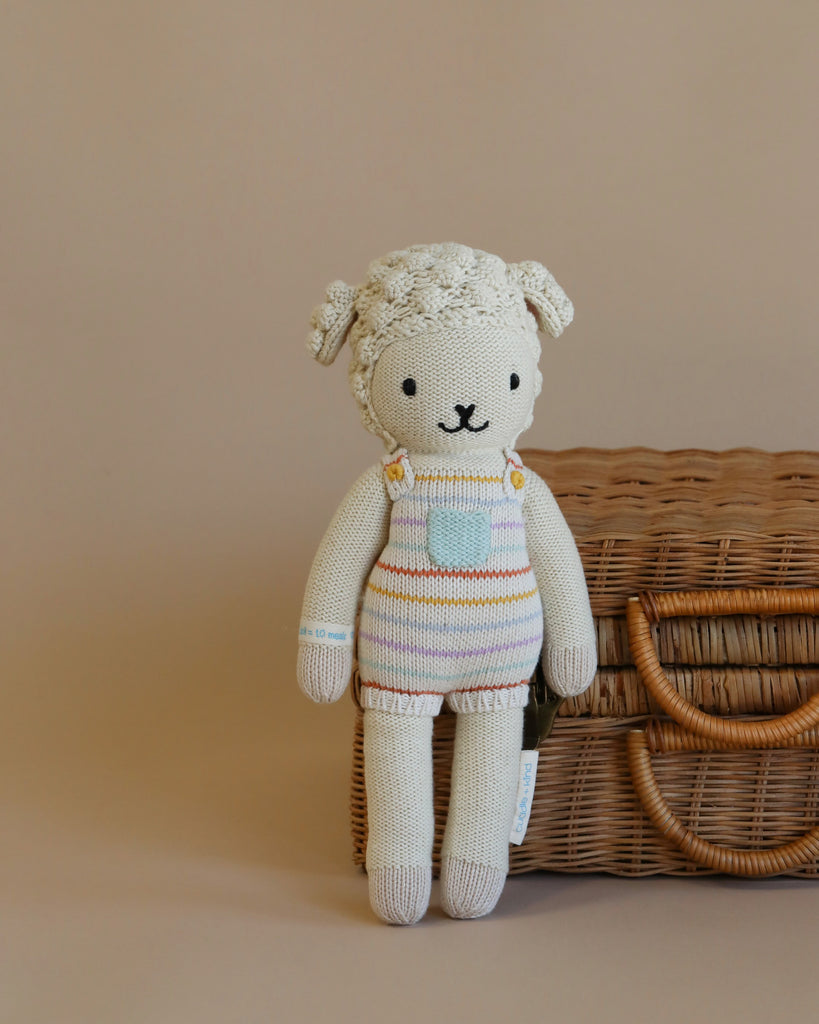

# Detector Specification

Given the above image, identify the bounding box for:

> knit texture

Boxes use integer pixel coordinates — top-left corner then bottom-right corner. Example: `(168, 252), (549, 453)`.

(522, 469), (597, 694)
(358, 449), (542, 717)
(440, 706), (523, 919)
(306, 243), (573, 448)
(301, 242), (595, 924)
(368, 866), (432, 927)
(296, 644), (352, 704)
(546, 643), (598, 698)
(297, 465), (390, 703)
(364, 710), (434, 925)
(300, 464), (390, 627)
(440, 860), (507, 921)
(369, 321), (539, 455)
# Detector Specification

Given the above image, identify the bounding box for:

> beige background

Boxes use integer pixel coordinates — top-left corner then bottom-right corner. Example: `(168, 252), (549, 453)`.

(2, 2), (819, 1022)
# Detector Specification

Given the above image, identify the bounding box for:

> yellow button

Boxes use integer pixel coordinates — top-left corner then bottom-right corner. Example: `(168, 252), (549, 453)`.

(386, 463), (405, 482)
(510, 470), (524, 490)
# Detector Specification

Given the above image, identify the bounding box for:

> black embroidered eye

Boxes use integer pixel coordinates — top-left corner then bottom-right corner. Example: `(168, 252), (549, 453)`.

(402, 378), (417, 396)
(510, 373), (520, 391)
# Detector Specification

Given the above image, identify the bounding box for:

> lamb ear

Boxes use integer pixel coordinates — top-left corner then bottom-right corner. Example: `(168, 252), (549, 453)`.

(508, 261), (573, 338)
(306, 280), (358, 365)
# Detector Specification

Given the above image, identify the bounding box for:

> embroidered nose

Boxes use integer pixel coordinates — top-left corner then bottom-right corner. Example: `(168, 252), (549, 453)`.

(438, 403), (489, 434)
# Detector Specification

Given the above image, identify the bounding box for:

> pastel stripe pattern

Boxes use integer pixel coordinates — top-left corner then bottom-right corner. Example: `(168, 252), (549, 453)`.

(358, 630), (541, 658)
(387, 540), (530, 555)
(360, 606), (542, 635)
(359, 450), (543, 714)
(365, 583), (539, 607)
(358, 655), (541, 684)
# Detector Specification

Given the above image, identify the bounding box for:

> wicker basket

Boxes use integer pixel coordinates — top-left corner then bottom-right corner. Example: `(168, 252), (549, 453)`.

(350, 448), (819, 877)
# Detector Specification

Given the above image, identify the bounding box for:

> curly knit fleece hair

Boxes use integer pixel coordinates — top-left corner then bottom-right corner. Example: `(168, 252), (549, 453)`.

(306, 242), (573, 445)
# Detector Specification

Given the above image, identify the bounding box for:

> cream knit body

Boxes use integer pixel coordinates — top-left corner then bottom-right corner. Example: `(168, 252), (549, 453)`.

(301, 243), (596, 924)
(358, 447), (543, 717)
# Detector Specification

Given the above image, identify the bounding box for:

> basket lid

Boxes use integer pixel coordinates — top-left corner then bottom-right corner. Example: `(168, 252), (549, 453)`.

(522, 448), (819, 540)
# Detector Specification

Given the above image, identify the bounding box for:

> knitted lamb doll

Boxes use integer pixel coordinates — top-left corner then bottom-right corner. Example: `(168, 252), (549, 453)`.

(298, 243), (596, 925)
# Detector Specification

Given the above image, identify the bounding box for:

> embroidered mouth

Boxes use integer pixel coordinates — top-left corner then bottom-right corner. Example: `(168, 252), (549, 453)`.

(438, 404), (490, 434)
(438, 419), (490, 433)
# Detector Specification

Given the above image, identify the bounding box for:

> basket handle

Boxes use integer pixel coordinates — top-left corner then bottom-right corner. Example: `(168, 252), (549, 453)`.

(626, 588), (819, 746)
(627, 728), (819, 875)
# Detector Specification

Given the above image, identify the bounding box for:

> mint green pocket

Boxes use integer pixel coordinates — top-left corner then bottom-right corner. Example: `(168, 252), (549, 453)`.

(427, 507), (491, 568)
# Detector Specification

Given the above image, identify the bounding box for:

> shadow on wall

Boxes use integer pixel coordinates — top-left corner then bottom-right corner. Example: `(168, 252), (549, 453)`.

(2, 572), (358, 877)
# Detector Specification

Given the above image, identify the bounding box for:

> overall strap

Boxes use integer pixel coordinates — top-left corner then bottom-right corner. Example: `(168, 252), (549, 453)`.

(381, 448), (415, 501)
(502, 448), (527, 501)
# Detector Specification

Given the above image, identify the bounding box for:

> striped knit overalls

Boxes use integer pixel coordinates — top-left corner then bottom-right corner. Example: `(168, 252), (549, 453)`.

(358, 448), (543, 716)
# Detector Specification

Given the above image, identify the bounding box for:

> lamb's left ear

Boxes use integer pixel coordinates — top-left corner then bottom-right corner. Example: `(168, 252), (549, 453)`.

(507, 261), (574, 338)
(306, 280), (358, 365)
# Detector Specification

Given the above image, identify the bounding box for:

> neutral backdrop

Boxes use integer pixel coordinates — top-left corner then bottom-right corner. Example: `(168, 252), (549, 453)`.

(2, 2), (818, 1022)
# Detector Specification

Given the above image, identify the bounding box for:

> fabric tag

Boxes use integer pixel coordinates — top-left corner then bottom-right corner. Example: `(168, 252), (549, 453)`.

(509, 749), (539, 846)
(299, 620), (355, 647)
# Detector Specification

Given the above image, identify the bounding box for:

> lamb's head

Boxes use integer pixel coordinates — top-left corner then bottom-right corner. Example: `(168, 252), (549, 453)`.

(306, 242), (573, 453)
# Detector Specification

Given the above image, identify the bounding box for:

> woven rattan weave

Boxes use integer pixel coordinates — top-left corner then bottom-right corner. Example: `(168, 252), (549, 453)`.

(350, 449), (819, 877)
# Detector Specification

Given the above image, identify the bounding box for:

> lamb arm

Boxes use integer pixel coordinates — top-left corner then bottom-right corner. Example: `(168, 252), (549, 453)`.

(297, 463), (390, 703)
(523, 470), (597, 697)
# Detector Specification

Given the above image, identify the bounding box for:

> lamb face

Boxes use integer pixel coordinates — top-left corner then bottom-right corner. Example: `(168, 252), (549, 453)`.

(370, 325), (538, 455)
